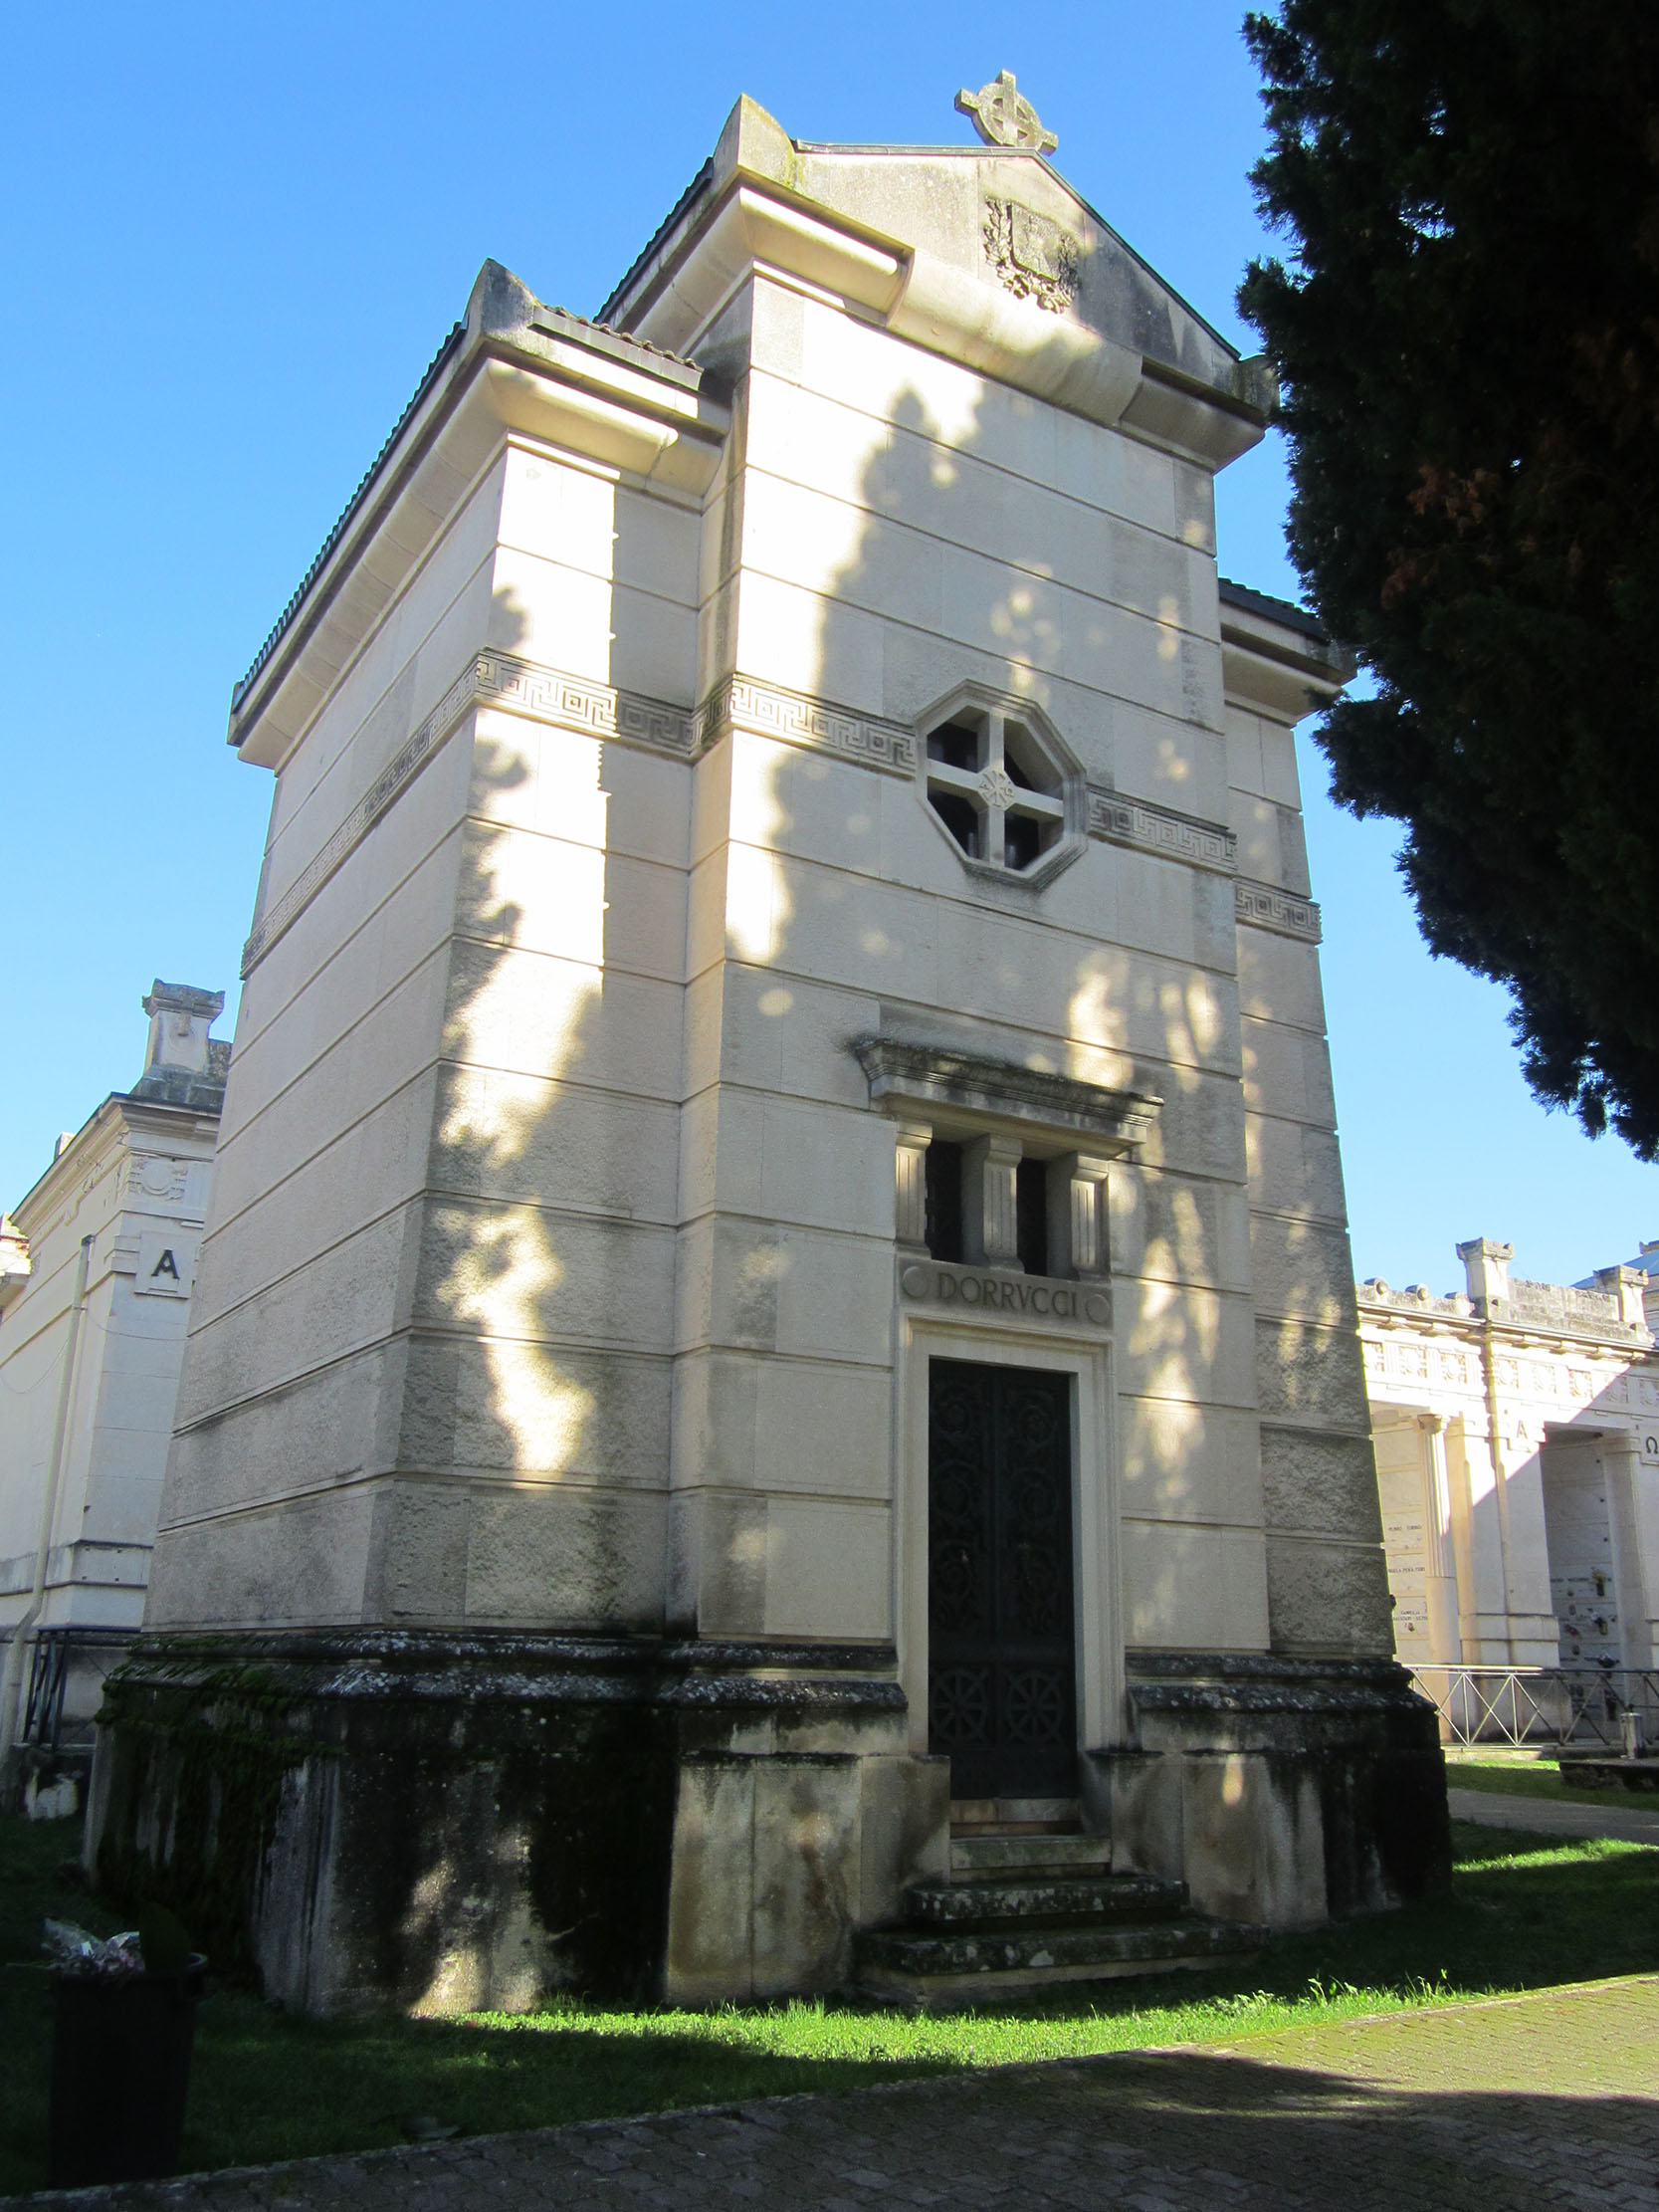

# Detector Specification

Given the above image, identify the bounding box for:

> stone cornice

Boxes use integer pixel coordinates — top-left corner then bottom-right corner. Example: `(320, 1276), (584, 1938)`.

(1356, 1280), (1653, 1358)
(230, 264), (728, 771)
(852, 1035), (1161, 1152)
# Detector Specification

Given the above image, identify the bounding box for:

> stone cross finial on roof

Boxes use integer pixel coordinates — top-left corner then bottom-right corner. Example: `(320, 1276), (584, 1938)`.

(955, 71), (1058, 154)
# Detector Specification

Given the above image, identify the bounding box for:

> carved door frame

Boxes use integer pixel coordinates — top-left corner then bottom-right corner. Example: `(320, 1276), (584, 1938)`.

(894, 1309), (1125, 1766)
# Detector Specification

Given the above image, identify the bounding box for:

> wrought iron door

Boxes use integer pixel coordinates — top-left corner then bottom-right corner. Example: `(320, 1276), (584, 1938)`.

(927, 1360), (1076, 1799)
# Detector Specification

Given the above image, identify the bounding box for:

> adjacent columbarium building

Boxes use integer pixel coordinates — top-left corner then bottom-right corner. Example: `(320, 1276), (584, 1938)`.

(1362, 1238), (1659, 1676)
(0, 985), (228, 1793)
(91, 80), (1447, 2012)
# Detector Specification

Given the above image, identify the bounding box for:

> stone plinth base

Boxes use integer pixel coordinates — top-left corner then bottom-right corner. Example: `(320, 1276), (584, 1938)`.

(86, 1631), (948, 2015)
(1083, 1655), (1451, 1928)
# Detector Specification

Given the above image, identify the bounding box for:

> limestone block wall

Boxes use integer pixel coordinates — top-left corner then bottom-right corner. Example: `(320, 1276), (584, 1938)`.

(1225, 660), (1389, 1659)
(150, 364), (714, 1632)
(1, 1133), (135, 1632)
(659, 256), (1277, 1658)
(143, 105), (1383, 1685)
(82, 103), (1448, 2003)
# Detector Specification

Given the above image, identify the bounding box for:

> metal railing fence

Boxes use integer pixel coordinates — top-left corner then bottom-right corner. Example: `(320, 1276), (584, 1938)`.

(17, 1627), (133, 1752)
(1409, 1664), (1659, 1748)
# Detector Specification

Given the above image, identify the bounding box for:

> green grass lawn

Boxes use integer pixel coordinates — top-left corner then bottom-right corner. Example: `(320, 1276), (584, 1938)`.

(3, 1811), (1656, 2194)
(1444, 1747), (1659, 1807)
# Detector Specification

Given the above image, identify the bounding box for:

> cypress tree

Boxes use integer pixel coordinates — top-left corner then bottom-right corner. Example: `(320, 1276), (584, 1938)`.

(1239, 1), (1659, 1153)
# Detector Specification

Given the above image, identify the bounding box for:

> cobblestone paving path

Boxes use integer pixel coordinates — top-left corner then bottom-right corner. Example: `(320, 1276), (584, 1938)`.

(15, 1976), (1658, 2211)
(1448, 1784), (1659, 1844)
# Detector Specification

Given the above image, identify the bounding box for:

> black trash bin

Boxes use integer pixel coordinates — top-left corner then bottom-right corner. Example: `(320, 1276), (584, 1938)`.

(47, 1957), (206, 2187)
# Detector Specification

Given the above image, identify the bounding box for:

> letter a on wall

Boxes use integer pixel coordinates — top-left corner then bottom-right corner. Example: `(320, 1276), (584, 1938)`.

(135, 1229), (194, 1298)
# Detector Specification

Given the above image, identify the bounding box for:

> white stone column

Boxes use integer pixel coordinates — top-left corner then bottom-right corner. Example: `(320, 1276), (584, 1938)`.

(1499, 1427), (1559, 1667)
(893, 1122), (932, 1253)
(962, 1134), (1022, 1269)
(1419, 1416), (1462, 1667)
(1442, 1418), (1481, 1661)
(1047, 1153), (1112, 1279)
(1460, 1416), (1517, 1663)
(1631, 1435), (1659, 1670)
(1603, 1434), (1653, 1668)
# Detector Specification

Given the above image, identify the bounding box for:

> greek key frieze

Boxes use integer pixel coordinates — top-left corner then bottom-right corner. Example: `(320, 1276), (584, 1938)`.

(1233, 877), (1323, 942)
(1086, 787), (1237, 875)
(698, 676), (918, 775)
(473, 652), (694, 757)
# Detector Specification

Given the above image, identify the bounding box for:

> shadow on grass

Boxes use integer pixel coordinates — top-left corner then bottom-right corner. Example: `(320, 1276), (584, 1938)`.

(952, 2050), (1655, 2212)
(3, 1816), (1656, 2193)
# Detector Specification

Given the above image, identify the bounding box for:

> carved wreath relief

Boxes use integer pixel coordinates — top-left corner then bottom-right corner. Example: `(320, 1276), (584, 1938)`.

(983, 198), (1081, 313)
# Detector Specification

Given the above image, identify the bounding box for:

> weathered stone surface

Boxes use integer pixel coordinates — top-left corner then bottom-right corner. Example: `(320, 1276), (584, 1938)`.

(1266, 1533), (1396, 1658)
(1254, 1314), (1370, 1428)
(1096, 1655), (1450, 1923)
(88, 1630), (928, 2014)
(1260, 1425), (1385, 1542)
(87, 87), (1411, 2010)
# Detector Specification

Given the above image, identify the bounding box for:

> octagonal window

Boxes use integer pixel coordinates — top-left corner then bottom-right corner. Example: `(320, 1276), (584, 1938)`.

(918, 691), (1078, 883)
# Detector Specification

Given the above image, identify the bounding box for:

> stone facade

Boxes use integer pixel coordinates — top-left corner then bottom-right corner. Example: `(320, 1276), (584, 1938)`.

(89, 93), (1445, 2010)
(1360, 1237), (1659, 1671)
(0, 984), (228, 1791)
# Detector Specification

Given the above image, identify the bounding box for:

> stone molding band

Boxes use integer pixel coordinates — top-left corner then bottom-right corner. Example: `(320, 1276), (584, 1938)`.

(241, 646), (1319, 977)
(1233, 878), (1323, 942)
(698, 675), (918, 774)
(107, 1628), (907, 1714)
(1086, 787), (1236, 875)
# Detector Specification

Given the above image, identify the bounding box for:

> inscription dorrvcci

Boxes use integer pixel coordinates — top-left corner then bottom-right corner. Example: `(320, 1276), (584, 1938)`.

(901, 1258), (1111, 1330)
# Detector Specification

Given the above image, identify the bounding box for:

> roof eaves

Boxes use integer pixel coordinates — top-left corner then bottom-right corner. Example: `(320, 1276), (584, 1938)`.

(8, 1094), (120, 1221)
(231, 317), (468, 711)
(1219, 575), (1330, 645)
(598, 158), (716, 325)
(530, 302), (704, 383)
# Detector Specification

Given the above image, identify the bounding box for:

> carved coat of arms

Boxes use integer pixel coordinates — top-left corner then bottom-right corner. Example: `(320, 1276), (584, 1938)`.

(983, 198), (1081, 313)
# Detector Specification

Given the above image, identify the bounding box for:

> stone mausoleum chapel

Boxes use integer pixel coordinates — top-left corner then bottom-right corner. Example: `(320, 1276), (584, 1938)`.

(92, 80), (1448, 2010)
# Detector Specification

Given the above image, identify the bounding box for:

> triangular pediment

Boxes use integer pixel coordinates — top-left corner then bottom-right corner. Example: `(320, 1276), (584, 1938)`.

(603, 97), (1261, 418)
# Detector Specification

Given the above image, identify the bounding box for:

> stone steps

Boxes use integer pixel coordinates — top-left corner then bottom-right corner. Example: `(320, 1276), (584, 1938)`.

(853, 1816), (1266, 2007)
(901, 1871), (1186, 1929)
(853, 1911), (1268, 2006)
(949, 1832), (1112, 1880)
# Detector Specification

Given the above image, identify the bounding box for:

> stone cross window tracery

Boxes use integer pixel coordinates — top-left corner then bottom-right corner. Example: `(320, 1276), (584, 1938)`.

(920, 692), (1073, 880)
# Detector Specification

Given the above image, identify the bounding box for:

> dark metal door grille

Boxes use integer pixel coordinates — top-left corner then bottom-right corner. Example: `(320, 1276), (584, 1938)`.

(927, 1359), (1076, 1798)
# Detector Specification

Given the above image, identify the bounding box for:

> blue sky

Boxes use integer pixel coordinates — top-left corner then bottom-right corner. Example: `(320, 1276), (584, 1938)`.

(2, 0), (1651, 1287)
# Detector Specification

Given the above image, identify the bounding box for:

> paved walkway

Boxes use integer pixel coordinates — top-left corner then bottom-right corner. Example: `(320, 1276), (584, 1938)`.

(1448, 1784), (1659, 1844)
(17, 1975), (1658, 2211)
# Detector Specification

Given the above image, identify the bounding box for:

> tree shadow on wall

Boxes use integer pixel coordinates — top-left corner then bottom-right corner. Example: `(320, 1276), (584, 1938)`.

(381, 330), (1363, 1997)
